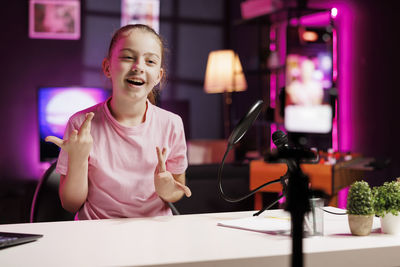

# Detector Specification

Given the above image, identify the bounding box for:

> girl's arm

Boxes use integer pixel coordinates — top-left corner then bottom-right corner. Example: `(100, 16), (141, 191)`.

(58, 158), (89, 212)
(46, 112), (94, 213)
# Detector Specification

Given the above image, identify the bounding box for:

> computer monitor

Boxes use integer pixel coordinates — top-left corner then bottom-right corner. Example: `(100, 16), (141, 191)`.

(37, 86), (110, 162)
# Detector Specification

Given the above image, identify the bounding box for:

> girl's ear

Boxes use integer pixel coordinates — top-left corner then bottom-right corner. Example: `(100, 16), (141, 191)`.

(102, 58), (111, 78)
(156, 67), (164, 86)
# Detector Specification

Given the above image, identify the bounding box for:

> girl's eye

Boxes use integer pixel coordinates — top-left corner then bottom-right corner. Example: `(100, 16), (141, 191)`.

(120, 56), (134, 60)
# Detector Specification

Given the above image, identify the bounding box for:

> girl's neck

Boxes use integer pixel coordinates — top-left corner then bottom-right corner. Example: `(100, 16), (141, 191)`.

(108, 97), (148, 127)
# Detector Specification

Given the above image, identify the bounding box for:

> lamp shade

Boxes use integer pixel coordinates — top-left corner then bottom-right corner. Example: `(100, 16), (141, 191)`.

(204, 50), (247, 93)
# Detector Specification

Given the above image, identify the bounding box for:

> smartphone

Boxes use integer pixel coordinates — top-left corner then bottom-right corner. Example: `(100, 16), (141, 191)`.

(284, 25), (334, 134)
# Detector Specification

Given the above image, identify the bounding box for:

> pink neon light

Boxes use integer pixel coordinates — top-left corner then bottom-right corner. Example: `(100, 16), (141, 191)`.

(279, 194), (286, 205)
(269, 26), (276, 110)
(289, 12), (330, 26)
(270, 72), (276, 108)
(269, 27), (276, 51)
(332, 99), (338, 151)
(337, 4), (353, 152)
(331, 8), (338, 19)
(337, 186), (349, 209)
(332, 28), (338, 151)
(332, 29), (338, 81)
(270, 123), (277, 149)
(269, 27), (276, 41)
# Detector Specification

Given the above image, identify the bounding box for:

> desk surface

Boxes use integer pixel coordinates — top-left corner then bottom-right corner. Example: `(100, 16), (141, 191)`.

(1, 210), (400, 267)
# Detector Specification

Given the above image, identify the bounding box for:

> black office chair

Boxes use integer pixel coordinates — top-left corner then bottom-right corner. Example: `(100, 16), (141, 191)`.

(30, 161), (179, 222)
(30, 161), (76, 223)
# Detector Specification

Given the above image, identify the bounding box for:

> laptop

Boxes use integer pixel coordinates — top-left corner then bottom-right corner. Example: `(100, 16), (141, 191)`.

(0, 232), (43, 249)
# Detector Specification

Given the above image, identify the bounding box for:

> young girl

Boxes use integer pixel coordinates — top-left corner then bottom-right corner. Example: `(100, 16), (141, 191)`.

(45, 24), (191, 220)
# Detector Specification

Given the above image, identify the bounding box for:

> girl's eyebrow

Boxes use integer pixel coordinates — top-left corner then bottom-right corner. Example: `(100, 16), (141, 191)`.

(119, 48), (160, 59)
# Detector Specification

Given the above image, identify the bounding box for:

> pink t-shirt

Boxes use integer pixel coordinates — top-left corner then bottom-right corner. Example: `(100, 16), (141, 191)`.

(56, 99), (188, 220)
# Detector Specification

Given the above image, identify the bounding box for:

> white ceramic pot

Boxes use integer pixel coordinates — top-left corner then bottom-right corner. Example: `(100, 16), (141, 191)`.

(380, 213), (400, 235)
(348, 214), (374, 236)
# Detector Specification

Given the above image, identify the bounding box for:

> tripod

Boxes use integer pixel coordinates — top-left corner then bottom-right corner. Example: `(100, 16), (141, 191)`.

(280, 154), (311, 267)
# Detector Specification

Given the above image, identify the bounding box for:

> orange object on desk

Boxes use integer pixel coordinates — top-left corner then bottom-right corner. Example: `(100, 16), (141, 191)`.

(249, 159), (366, 210)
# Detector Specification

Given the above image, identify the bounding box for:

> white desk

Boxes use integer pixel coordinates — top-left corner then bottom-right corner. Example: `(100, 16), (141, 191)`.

(1, 209), (400, 267)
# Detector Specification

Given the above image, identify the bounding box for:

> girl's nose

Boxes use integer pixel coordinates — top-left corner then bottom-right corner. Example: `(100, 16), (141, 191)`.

(132, 59), (144, 73)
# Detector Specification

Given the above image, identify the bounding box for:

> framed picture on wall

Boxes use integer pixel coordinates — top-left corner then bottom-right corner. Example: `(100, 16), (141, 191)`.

(121, 0), (160, 33)
(29, 0), (80, 40)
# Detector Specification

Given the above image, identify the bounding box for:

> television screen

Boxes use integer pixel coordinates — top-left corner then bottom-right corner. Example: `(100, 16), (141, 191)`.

(38, 87), (110, 162)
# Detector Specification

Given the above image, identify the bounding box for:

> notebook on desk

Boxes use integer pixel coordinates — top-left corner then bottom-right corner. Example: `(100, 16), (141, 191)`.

(0, 232), (43, 249)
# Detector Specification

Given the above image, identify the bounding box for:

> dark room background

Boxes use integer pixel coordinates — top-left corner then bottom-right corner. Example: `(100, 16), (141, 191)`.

(1, 0), (400, 222)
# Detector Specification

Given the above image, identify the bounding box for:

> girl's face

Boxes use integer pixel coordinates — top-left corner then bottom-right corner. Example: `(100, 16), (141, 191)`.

(103, 29), (163, 102)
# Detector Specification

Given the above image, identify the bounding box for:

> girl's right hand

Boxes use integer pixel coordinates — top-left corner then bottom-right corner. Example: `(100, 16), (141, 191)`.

(45, 112), (94, 161)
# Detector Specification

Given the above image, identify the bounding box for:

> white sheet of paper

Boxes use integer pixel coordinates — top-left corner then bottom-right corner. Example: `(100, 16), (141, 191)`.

(218, 211), (291, 234)
(217, 207), (381, 236)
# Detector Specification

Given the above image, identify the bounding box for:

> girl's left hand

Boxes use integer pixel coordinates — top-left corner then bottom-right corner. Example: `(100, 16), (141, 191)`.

(154, 147), (191, 200)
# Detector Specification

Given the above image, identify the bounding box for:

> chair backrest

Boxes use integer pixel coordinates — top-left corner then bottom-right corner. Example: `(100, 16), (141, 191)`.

(30, 161), (75, 223)
(30, 161), (180, 221)
(168, 202), (180, 215)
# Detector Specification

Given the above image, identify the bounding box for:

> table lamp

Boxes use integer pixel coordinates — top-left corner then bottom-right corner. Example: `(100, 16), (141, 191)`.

(204, 49), (247, 137)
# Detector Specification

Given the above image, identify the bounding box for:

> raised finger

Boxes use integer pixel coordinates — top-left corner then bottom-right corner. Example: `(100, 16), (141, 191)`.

(175, 182), (192, 197)
(45, 136), (64, 148)
(69, 129), (78, 140)
(79, 112), (94, 133)
(156, 147), (166, 172)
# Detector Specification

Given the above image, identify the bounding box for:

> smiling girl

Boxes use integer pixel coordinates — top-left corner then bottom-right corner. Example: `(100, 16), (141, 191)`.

(45, 24), (191, 220)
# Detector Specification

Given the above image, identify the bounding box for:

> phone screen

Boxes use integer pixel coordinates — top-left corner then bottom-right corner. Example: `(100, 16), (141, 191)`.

(284, 26), (333, 134)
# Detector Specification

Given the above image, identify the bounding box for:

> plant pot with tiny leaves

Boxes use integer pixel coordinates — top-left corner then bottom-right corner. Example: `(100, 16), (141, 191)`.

(347, 181), (374, 236)
(373, 179), (400, 235)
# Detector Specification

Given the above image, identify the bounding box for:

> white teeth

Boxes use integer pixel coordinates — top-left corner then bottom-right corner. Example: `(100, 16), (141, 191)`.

(127, 78), (145, 85)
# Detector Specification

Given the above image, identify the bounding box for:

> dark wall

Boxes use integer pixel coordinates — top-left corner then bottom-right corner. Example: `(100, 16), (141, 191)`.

(0, 1), (84, 180)
(350, 0), (400, 185)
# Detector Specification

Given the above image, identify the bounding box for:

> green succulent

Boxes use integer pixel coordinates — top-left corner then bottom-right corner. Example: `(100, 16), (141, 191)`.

(347, 180), (374, 215)
(373, 180), (400, 217)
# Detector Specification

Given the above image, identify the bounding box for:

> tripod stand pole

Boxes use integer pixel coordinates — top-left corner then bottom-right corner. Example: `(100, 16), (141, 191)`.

(285, 161), (310, 267)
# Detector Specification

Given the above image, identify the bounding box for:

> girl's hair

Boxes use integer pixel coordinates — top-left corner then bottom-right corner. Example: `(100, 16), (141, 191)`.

(107, 24), (166, 104)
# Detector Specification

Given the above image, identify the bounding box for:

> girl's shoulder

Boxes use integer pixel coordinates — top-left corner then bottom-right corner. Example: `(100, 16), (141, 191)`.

(69, 101), (105, 124)
(151, 104), (183, 125)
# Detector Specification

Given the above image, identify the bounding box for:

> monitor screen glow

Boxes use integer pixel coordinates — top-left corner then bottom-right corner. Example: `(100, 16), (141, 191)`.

(38, 87), (110, 161)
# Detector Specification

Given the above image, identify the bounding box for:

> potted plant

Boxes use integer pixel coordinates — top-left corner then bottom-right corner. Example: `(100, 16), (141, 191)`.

(373, 179), (400, 235)
(347, 180), (375, 236)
